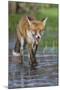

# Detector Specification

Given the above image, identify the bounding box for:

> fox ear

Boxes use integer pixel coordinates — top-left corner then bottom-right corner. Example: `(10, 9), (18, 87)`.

(26, 16), (32, 26)
(42, 17), (48, 26)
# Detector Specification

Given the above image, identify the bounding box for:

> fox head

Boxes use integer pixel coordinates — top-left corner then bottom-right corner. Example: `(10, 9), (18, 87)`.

(26, 16), (48, 41)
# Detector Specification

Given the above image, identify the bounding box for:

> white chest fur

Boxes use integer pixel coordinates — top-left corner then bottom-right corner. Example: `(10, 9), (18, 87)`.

(27, 30), (35, 44)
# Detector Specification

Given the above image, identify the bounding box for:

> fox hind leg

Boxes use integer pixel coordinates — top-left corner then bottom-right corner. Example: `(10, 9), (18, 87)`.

(13, 37), (20, 56)
(14, 37), (20, 53)
(13, 37), (24, 64)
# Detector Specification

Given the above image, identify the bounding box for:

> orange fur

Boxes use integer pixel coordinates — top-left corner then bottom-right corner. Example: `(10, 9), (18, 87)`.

(13, 16), (47, 65)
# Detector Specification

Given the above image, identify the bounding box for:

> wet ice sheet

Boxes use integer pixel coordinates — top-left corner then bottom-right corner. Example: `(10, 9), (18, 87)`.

(8, 51), (58, 89)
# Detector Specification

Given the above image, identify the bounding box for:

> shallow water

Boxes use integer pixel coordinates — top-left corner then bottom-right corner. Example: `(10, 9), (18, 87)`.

(8, 34), (58, 89)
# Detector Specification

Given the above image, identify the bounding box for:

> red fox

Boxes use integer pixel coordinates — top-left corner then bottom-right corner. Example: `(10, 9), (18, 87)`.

(13, 16), (48, 66)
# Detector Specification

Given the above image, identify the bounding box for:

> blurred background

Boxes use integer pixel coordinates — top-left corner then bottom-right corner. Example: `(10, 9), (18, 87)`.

(9, 1), (58, 48)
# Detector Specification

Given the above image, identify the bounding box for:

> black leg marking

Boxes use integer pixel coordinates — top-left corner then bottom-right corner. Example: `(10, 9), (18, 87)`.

(14, 38), (20, 53)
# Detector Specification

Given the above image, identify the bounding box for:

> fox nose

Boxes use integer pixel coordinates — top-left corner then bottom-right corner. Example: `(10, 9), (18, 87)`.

(36, 35), (41, 39)
(37, 36), (40, 39)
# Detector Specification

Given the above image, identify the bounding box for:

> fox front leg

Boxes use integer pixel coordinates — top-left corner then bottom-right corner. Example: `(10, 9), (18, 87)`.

(28, 44), (37, 66)
(19, 37), (24, 64)
(33, 43), (38, 55)
(30, 49), (37, 66)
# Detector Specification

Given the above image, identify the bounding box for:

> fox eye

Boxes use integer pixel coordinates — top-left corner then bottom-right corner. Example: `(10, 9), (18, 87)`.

(32, 31), (35, 35)
(39, 30), (44, 36)
(39, 31), (41, 34)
